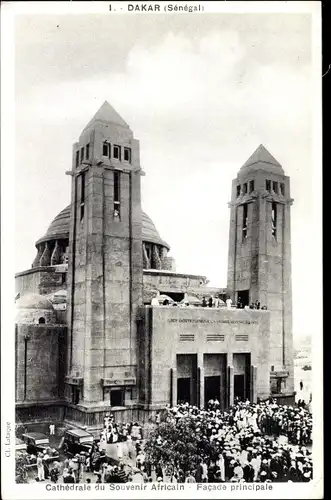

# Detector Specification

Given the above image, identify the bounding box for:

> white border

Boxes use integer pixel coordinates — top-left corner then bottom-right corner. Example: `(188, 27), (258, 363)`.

(1, 1), (323, 499)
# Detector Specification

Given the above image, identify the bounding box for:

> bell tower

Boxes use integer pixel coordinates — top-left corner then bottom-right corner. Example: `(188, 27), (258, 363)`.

(65, 102), (143, 413)
(227, 145), (294, 400)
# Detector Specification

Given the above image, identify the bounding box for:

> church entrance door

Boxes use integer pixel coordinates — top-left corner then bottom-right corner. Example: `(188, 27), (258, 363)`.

(204, 376), (221, 404)
(177, 378), (191, 404)
(234, 374), (246, 401)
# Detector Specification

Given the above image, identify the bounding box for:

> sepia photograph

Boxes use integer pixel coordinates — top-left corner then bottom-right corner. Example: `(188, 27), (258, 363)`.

(1, 1), (323, 499)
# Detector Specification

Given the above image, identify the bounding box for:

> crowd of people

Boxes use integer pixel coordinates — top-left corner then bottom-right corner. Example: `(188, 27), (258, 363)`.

(16, 399), (312, 484)
(147, 399), (313, 483)
(151, 291), (268, 310)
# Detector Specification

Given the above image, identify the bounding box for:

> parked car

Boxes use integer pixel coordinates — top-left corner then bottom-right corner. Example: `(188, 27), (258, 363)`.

(21, 432), (50, 455)
(61, 428), (94, 456)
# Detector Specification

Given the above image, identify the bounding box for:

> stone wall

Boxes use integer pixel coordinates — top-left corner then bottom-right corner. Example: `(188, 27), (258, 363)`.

(15, 268), (67, 297)
(227, 169), (294, 394)
(15, 324), (67, 403)
(16, 403), (65, 428)
(15, 307), (57, 325)
(137, 306), (270, 407)
(67, 116), (143, 405)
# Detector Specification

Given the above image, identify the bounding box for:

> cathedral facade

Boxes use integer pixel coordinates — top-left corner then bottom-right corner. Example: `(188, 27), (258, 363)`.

(15, 102), (295, 432)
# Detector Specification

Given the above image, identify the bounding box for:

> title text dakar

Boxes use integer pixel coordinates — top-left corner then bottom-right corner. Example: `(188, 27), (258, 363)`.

(127, 4), (203, 12)
(128, 3), (161, 10)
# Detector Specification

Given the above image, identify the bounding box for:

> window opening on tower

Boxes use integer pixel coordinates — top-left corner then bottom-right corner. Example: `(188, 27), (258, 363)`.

(75, 150), (79, 168)
(124, 147), (131, 162)
(80, 172), (85, 221)
(113, 145), (121, 160)
(242, 203), (248, 240)
(102, 141), (111, 158)
(114, 170), (121, 218)
(271, 202), (277, 238)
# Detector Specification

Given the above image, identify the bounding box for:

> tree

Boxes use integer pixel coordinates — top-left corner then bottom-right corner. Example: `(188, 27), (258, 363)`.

(144, 417), (219, 476)
(15, 454), (29, 484)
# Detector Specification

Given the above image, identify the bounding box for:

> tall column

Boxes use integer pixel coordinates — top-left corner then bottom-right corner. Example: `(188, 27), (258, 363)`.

(227, 352), (234, 407)
(32, 244), (44, 268)
(198, 352), (204, 409)
(172, 367), (177, 407)
(227, 179), (238, 301)
(152, 245), (162, 270)
(250, 365), (257, 403)
(142, 243), (150, 269)
(51, 240), (61, 265)
(40, 242), (51, 267)
(283, 200), (294, 391)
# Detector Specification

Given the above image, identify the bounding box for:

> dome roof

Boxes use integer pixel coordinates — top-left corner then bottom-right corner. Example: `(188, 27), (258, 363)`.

(16, 293), (54, 310)
(141, 212), (169, 249)
(36, 206), (70, 245)
(36, 205), (170, 250)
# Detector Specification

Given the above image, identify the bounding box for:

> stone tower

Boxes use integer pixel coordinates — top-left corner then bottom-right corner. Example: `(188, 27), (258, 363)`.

(227, 145), (294, 400)
(65, 102), (143, 415)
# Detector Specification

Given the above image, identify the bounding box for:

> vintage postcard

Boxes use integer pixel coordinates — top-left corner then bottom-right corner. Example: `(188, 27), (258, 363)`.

(1, 1), (323, 499)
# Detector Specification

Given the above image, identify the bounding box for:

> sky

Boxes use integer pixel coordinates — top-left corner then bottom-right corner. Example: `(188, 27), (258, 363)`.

(14, 9), (318, 339)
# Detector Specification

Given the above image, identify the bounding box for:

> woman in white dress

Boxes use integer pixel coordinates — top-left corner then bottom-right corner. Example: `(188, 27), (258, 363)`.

(216, 454), (225, 481)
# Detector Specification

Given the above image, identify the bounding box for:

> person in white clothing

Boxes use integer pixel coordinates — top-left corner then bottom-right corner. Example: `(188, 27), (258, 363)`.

(201, 460), (208, 482)
(127, 435), (134, 460)
(151, 291), (160, 306)
(216, 453), (225, 481)
(226, 297), (233, 310)
(233, 462), (244, 480)
(37, 453), (45, 481)
(250, 454), (259, 481)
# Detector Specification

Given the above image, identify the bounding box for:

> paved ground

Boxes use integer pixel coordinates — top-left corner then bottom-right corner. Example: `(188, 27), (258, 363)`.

(25, 434), (142, 484)
(27, 468), (144, 485)
(25, 433), (311, 484)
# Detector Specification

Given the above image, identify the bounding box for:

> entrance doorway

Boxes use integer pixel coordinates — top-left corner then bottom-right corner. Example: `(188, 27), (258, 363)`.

(177, 378), (191, 404)
(204, 376), (221, 404)
(234, 374), (246, 401)
(110, 389), (124, 407)
(237, 290), (249, 307)
(71, 386), (80, 405)
(176, 354), (197, 405)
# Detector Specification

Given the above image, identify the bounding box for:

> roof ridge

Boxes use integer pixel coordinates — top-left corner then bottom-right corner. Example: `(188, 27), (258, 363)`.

(82, 101), (130, 131)
(241, 144), (282, 170)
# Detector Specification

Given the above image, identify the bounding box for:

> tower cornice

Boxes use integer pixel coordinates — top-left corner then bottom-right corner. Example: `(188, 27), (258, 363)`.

(228, 191), (294, 208)
(68, 160), (143, 178)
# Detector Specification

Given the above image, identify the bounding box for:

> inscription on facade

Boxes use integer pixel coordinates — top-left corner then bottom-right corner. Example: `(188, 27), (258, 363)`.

(168, 319), (258, 325)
